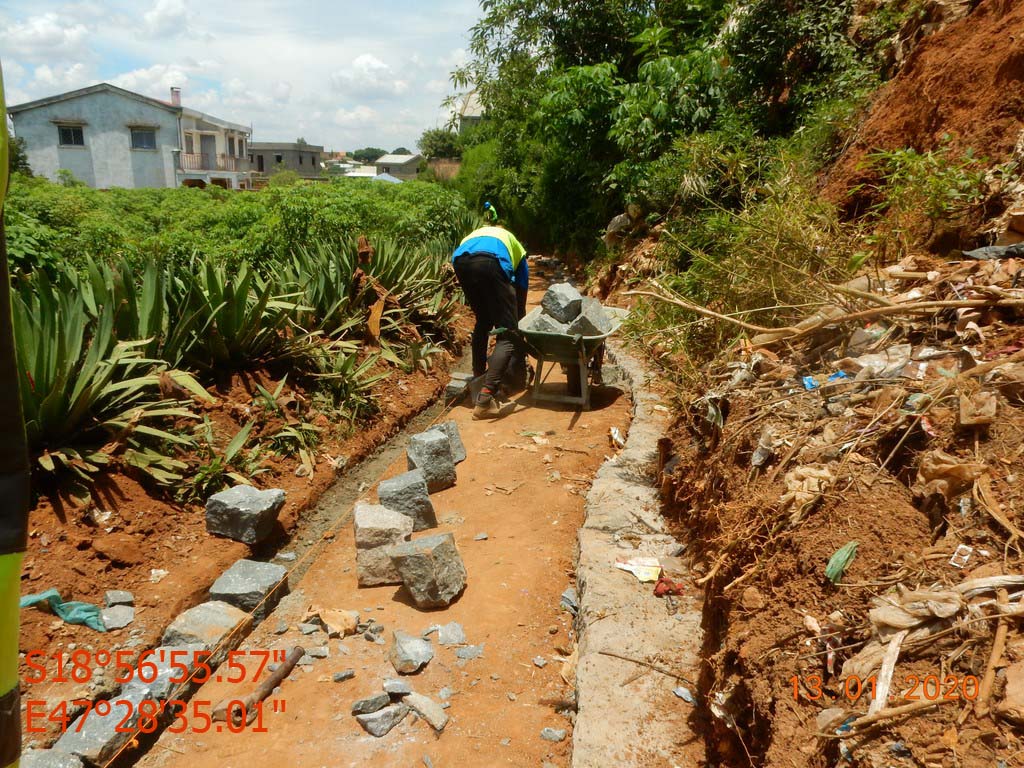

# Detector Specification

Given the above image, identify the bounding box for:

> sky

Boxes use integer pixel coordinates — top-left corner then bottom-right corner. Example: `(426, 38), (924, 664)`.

(0, 0), (482, 152)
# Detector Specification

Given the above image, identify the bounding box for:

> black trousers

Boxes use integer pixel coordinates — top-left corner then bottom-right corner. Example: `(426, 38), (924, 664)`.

(453, 253), (521, 401)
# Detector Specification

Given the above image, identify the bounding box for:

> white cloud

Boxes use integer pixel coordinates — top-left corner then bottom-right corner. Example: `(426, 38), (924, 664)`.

(30, 62), (91, 92)
(2, 0), (482, 149)
(330, 54), (409, 97)
(334, 105), (378, 127)
(109, 63), (196, 97)
(143, 0), (189, 37)
(0, 12), (89, 62)
(439, 48), (467, 68)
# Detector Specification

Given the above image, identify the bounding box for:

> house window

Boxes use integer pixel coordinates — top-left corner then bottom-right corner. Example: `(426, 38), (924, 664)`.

(228, 136), (236, 156)
(275, 154), (283, 164)
(185, 134), (194, 153)
(299, 155), (303, 165)
(130, 128), (157, 150)
(58, 125), (84, 146)
(239, 139), (245, 157)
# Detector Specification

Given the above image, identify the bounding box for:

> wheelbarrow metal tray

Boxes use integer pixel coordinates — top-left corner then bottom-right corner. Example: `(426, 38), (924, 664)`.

(518, 306), (627, 409)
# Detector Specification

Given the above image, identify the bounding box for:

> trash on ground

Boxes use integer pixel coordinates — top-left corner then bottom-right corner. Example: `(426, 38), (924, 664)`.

(614, 556), (663, 582)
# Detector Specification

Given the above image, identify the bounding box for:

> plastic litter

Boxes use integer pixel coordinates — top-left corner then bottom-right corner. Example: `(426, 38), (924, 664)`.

(673, 686), (695, 703)
(614, 556), (662, 583)
(950, 544), (973, 569)
(801, 375), (819, 390)
(19, 588), (106, 631)
(560, 587), (579, 616)
(825, 541), (858, 585)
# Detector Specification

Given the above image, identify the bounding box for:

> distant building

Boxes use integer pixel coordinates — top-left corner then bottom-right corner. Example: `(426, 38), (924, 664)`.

(248, 142), (324, 179)
(178, 105), (252, 190)
(456, 92), (484, 134)
(373, 153), (422, 181)
(8, 83), (253, 189)
(344, 164), (380, 178)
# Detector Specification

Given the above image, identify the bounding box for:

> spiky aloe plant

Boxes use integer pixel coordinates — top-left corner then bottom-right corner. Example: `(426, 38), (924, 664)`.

(11, 269), (200, 482)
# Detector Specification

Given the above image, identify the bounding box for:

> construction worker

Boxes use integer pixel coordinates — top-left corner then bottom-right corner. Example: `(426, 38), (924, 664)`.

(451, 202), (528, 419)
(0, 64), (30, 768)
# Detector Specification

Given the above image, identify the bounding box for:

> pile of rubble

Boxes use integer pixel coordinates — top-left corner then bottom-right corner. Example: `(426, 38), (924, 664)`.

(354, 421), (468, 608)
(659, 250), (1024, 766)
(524, 282), (615, 337)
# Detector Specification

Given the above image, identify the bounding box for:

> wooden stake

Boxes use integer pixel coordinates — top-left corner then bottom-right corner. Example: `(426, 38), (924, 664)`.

(976, 589), (1010, 718)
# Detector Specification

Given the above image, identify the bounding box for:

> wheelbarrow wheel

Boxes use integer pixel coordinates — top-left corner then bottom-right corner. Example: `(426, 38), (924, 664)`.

(566, 363), (582, 397)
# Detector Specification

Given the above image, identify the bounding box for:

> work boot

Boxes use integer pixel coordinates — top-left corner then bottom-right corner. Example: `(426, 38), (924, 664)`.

(472, 397), (502, 420)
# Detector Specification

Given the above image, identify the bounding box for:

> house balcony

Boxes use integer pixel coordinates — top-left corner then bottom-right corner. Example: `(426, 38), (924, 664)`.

(179, 153), (250, 172)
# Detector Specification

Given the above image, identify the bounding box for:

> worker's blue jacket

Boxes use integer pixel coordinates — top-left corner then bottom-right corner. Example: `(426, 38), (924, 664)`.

(452, 226), (529, 291)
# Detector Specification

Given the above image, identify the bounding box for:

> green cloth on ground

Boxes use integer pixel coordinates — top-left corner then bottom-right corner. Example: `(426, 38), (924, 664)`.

(19, 588), (106, 631)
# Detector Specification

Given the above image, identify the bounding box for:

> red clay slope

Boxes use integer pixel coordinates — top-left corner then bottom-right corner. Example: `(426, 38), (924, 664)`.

(824, 0), (1024, 214)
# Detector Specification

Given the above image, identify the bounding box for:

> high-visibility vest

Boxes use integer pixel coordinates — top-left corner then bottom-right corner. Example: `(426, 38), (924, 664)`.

(0, 62), (31, 768)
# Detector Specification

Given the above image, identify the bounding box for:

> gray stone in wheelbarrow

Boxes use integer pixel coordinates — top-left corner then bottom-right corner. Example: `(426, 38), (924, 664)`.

(389, 533), (467, 609)
(541, 282), (583, 323)
(528, 313), (570, 335)
(406, 431), (456, 493)
(378, 469), (437, 532)
(567, 297), (613, 337)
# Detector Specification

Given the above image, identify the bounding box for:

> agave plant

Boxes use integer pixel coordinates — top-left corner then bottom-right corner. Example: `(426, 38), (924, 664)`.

(174, 256), (315, 374)
(74, 256), (207, 367)
(11, 269), (201, 482)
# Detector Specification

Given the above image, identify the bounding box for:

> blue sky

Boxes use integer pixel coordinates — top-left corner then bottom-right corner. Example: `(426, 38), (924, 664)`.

(0, 0), (482, 151)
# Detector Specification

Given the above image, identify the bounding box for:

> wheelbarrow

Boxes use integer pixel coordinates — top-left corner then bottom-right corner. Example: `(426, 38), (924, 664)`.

(517, 306), (628, 410)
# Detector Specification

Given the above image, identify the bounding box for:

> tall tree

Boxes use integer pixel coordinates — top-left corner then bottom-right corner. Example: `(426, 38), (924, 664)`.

(419, 128), (462, 159)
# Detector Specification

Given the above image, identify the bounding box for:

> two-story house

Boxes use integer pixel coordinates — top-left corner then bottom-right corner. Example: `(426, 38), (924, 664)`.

(248, 142), (324, 180)
(8, 83), (252, 190)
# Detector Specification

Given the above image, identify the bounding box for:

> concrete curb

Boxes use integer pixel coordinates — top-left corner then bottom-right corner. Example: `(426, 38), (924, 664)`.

(571, 339), (702, 767)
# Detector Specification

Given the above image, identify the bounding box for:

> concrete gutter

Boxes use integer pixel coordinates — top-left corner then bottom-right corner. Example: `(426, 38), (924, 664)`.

(572, 339), (703, 766)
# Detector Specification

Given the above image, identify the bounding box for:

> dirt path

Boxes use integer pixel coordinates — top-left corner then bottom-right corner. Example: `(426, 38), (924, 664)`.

(138, 291), (633, 767)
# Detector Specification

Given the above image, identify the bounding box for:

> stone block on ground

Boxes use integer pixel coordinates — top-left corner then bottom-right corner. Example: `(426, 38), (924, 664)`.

(100, 604), (134, 630)
(354, 503), (414, 587)
(19, 751), (84, 768)
(388, 533), (467, 609)
(383, 678), (412, 696)
(406, 431), (456, 493)
(390, 630), (434, 674)
(123, 644), (207, 700)
(161, 601), (253, 662)
(404, 692), (449, 732)
(443, 373), (473, 405)
(437, 621), (466, 646)
(356, 547), (404, 587)
(355, 703), (409, 737)
(205, 485), (285, 544)
(103, 590), (133, 607)
(426, 421), (466, 464)
(209, 558), (288, 620)
(55, 686), (151, 766)
(351, 692), (391, 715)
(567, 297), (613, 337)
(377, 470), (437, 532)
(354, 503), (414, 549)
(528, 313), (570, 335)
(541, 282), (583, 323)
